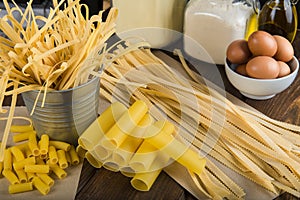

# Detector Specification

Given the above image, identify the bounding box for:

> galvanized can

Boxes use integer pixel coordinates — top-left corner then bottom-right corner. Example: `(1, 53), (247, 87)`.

(22, 77), (100, 145)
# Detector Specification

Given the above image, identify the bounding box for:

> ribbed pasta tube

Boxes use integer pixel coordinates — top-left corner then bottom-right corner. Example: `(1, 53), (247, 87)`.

(48, 146), (58, 165)
(8, 182), (33, 194)
(24, 165), (50, 174)
(28, 134), (39, 156)
(10, 146), (25, 162)
(36, 173), (55, 187)
(3, 149), (12, 170)
(2, 170), (20, 185)
(49, 141), (70, 151)
(15, 169), (27, 183)
(13, 131), (36, 143)
(39, 134), (49, 155)
(10, 125), (34, 133)
(32, 176), (50, 195)
(48, 163), (67, 179)
(57, 150), (68, 169)
(68, 145), (80, 165)
(13, 157), (35, 170)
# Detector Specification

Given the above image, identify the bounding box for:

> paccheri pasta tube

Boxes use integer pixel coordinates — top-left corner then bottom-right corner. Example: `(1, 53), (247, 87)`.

(78, 100), (207, 192)
(100, 100), (148, 150)
(78, 102), (127, 150)
(1, 131), (81, 196)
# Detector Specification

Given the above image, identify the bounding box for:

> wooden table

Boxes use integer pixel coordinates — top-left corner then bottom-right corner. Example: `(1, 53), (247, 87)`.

(74, 31), (300, 200)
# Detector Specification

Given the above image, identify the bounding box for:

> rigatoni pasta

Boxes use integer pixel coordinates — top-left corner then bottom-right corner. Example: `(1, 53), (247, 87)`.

(8, 182), (33, 194)
(13, 131), (36, 143)
(1, 131), (81, 196)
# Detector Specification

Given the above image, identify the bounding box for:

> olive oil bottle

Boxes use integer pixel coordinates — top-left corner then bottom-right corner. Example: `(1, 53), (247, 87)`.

(258, 0), (298, 42)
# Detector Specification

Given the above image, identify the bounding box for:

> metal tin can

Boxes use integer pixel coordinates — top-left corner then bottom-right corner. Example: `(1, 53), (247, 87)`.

(22, 77), (100, 145)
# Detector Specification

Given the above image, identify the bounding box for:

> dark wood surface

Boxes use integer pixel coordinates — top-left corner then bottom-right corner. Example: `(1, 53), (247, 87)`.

(75, 31), (300, 200)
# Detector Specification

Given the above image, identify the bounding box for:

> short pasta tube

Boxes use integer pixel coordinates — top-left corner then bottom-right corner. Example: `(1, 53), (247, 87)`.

(37, 173), (55, 187)
(15, 169), (27, 183)
(13, 157), (36, 170)
(48, 146), (58, 165)
(28, 134), (40, 156)
(8, 182), (33, 194)
(39, 134), (49, 155)
(10, 125), (33, 133)
(13, 131), (36, 143)
(10, 146), (25, 162)
(49, 141), (71, 151)
(32, 176), (50, 195)
(68, 145), (80, 165)
(49, 163), (67, 179)
(85, 151), (103, 169)
(2, 170), (20, 185)
(24, 165), (50, 174)
(57, 150), (68, 169)
(3, 149), (13, 170)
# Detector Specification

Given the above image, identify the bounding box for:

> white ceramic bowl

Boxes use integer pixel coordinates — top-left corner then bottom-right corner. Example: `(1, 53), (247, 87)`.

(225, 56), (299, 100)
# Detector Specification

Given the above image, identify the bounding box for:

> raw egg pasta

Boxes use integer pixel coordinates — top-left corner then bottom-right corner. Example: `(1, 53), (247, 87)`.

(3, 149), (13, 170)
(8, 182), (33, 194)
(10, 125), (34, 133)
(128, 141), (158, 172)
(2, 170), (20, 185)
(13, 157), (36, 170)
(14, 169), (27, 183)
(57, 150), (68, 169)
(39, 134), (49, 155)
(76, 145), (87, 159)
(85, 151), (103, 169)
(32, 176), (50, 195)
(10, 146), (25, 162)
(24, 164), (50, 174)
(13, 131), (36, 143)
(48, 163), (67, 179)
(92, 144), (112, 161)
(26, 172), (35, 182)
(28, 134), (40, 156)
(36, 173), (55, 187)
(100, 100), (148, 150)
(48, 146), (58, 165)
(130, 170), (161, 192)
(102, 157), (120, 172)
(48, 141), (71, 152)
(68, 145), (80, 165)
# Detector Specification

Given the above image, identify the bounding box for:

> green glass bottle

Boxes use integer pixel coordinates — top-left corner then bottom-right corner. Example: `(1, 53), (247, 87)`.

(258, 0), (298, 42)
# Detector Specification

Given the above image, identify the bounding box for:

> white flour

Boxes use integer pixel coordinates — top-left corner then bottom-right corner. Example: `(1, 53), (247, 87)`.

(183, 0), (253, 64)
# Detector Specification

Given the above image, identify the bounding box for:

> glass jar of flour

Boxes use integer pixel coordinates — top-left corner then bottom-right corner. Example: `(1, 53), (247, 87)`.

(112, 0), (187, 48)
(183, 0), (259, 64)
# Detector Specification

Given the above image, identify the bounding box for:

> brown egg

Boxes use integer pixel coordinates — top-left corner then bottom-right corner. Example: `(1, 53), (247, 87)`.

(273, 35), (294, 62)
(248, 31), (277, 57)
(246, 56), (279, 79)
(235, 64), (248, 76)
(277, 61), (291, 78)
(226, 39), (252, 64)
